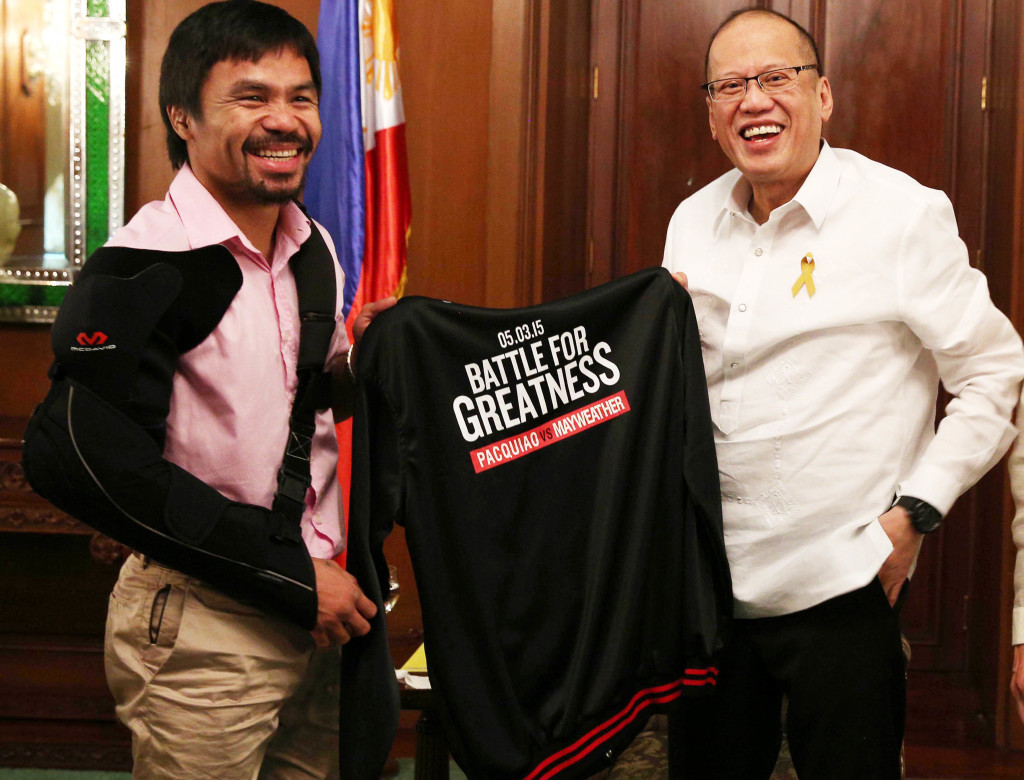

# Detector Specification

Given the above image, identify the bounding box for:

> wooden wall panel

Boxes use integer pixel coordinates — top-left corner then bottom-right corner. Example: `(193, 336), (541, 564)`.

(596, 0), (752, 283)
(585, 0), (620, 289)
(484, 0), (536, 309)
(768, 0), (819, 31)
(123, 0), (177, 217)
(0, 325), (50, 418)
(536, 0), (591, 303)
(398, 0), (492, 306)
(950, 1), (989, 271)
(985, 0), (1024, 748)
(821, 1), (956, 192)
(623, 0), (750, 276)
(817, 0), (980, 674)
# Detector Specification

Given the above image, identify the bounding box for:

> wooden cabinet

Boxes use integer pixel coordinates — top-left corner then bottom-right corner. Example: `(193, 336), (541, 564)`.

(0, 416), (131, 770)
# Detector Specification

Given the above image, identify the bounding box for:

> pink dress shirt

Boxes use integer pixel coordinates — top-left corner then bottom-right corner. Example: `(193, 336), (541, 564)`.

(107, 164), (348, 559)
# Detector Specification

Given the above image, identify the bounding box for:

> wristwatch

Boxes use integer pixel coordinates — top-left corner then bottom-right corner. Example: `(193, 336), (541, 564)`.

(894, 495), (943, 534)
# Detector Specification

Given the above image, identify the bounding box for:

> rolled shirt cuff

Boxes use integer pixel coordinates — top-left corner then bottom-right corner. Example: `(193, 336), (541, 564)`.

(898, 464), (959, 517)
(1014, 606), (1024, 646)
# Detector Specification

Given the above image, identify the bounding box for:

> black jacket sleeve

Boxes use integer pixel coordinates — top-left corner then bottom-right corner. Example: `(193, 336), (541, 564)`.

(336, 349), (401, 780)
(22, 245), (318, 629)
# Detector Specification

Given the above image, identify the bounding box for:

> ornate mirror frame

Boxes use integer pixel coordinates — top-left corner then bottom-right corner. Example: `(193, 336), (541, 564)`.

(0, 0), (126, 324)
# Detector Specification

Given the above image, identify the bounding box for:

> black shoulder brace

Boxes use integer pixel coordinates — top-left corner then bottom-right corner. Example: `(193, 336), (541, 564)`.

(22, 243), (329, 629)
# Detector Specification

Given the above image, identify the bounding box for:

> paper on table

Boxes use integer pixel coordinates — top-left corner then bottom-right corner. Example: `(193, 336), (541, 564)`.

(401, 643), (428, 672)
(395, 669), (431, 689)
(395, 643), (431, 689)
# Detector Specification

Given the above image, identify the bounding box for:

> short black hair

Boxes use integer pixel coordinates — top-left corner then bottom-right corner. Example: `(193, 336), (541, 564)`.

(704, 9), (822, 81)
(159, 0), (322, 170)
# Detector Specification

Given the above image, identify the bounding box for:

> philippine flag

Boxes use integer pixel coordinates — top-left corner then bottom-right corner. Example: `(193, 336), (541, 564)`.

(355, 0), (411, 324)
(305, 0), (410, 328)
(304, 0), (366, 320)
(305, 0), (411, 558)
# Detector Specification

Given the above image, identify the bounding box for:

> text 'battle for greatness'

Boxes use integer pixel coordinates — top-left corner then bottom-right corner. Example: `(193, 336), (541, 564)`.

(451, 322), (631, 472)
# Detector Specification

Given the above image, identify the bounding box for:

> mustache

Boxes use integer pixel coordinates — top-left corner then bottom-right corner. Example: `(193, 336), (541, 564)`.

(242, 132), (314, 155)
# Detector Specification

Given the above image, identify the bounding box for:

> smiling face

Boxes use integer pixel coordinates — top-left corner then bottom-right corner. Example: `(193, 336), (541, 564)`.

(167, 47), (322, 217)
(706, 13), (832, 215)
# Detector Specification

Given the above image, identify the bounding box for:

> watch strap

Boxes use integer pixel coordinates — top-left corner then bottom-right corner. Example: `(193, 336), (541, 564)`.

(894, 495), (943, 534)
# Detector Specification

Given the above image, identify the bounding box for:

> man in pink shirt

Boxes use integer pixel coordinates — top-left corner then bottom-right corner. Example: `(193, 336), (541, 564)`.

(23, 1), (395, 777)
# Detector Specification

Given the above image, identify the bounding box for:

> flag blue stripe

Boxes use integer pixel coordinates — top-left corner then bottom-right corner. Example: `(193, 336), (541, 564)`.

(305, 0), (365, 319)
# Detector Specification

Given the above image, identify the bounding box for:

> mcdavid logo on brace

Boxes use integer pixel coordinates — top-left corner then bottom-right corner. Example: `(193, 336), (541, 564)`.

(76, 332), (108, 346)
(70, 332), (117, 352)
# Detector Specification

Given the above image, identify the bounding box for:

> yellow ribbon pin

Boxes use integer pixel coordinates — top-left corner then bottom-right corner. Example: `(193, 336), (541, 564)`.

(791, 252), (816, 298)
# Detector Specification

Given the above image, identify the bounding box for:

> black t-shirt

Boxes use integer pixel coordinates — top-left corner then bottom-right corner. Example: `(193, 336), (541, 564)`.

(340, 267), (731, 780)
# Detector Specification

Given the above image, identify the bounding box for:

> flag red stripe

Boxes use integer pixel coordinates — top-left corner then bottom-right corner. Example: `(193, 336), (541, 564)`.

(345, 123), (411, 330)
(337, 126), (410, 567)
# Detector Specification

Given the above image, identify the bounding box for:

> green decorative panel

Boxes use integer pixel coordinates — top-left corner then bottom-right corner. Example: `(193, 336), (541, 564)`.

(85, 38), (110, 257)
(0, 283), (68, 307)
(0, 0), (126, 323)
(0, 284), (33, 307)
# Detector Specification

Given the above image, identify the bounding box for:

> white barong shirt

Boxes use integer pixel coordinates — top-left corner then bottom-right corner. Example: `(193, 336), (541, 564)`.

(663, 142), (1024, 618)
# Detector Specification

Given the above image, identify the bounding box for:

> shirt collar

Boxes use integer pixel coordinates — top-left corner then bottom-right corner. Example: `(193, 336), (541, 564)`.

(722, 173), (754, 221)
(716, 140), (840, 231)
(790, 140), (839, 230)
(167, 163), (313, 259)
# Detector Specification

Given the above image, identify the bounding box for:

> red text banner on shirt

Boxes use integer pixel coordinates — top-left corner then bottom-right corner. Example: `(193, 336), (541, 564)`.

(470, 391), (631, 473)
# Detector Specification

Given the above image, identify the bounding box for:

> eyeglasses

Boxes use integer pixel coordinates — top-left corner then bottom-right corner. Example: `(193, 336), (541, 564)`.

(702, 65), (819, 102)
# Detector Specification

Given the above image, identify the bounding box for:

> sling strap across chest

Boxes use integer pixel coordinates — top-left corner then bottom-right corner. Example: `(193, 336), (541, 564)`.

(22, 221), (339, 630)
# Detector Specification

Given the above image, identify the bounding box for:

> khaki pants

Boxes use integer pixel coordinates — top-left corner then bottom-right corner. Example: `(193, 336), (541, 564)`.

(105, 554), (340, 780)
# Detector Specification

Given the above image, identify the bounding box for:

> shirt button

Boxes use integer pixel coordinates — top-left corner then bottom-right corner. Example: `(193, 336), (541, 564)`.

(730, 362), (739, 368)
(738, 304), (747, 312)
(754, 247), (764, 257)
(313, 514), (322, 525)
